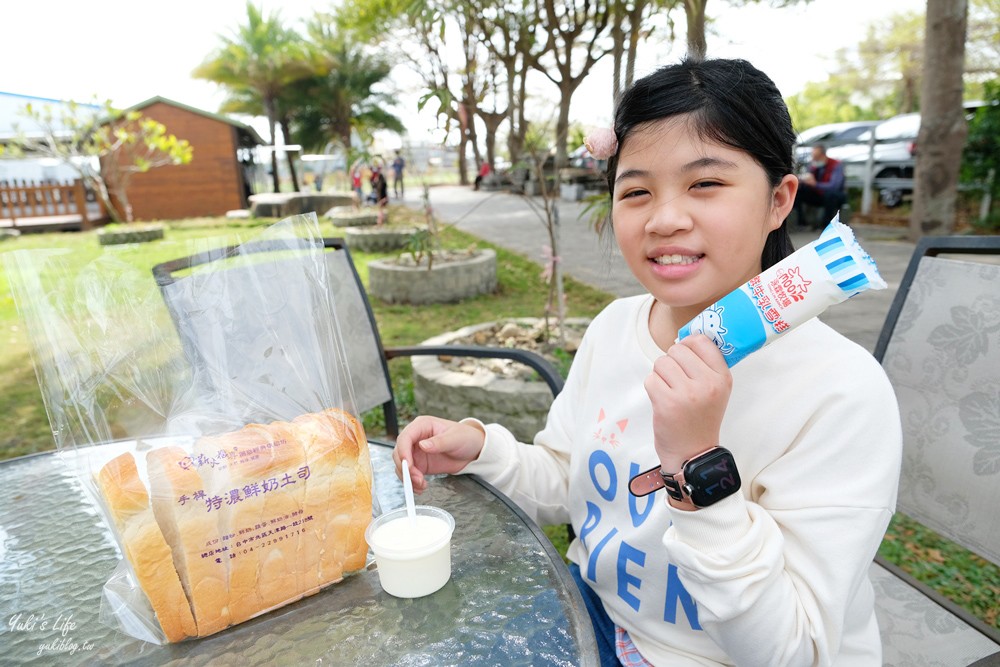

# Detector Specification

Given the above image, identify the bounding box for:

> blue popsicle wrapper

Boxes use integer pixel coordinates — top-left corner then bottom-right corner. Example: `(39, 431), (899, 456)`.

(677, 214), (886, 367)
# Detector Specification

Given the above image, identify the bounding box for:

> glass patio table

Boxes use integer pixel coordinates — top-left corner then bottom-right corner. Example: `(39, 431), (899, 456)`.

(0, 440), (598, 665)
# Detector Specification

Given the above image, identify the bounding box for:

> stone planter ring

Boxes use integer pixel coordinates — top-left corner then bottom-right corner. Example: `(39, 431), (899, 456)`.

(411, 318), (590, 442)
(97, 223), (165, 246)
(344, 226), (420, 253)
(368, 249), (497, 305)
(326, 206), (380, 228)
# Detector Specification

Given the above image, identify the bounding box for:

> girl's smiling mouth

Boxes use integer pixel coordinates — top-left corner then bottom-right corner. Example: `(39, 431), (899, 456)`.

(651, 253), (704, 266)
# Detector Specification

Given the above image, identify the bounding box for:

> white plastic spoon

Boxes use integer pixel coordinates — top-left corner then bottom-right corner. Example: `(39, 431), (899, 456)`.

(402, 459), (417, 526)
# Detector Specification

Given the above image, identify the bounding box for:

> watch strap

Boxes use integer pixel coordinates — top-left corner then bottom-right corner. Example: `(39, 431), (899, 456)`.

(627, 465), (666, 497)
(625, 462), (696, 503)
(659, 469), (686, 502)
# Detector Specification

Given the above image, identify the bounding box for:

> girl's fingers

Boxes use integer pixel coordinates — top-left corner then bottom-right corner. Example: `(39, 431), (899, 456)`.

(650, 353), (685, 389)
(681, 334), (732, 375)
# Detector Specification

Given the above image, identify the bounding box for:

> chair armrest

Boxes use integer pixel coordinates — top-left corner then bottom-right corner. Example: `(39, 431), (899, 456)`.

(384, 344), (565, 397)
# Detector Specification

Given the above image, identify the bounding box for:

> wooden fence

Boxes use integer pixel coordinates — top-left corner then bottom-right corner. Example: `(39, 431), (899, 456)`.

(0, 179), (105, 230)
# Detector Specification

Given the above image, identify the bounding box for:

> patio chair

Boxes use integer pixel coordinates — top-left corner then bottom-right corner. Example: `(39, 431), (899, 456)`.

(151, 237), (564, 442)
(869, 235), (1000, 666)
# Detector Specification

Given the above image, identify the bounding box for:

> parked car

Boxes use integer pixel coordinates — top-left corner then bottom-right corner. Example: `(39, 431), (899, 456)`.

(793, 120), (880, 168)
(826, 113), (918, 206)
(827, 101), (991, 207)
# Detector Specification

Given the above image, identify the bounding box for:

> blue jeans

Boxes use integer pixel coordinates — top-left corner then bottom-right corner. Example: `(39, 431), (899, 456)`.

(569, 562), (621, 667)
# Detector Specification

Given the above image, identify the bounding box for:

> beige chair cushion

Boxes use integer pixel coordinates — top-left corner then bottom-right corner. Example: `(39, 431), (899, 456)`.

(881, 256), (1000, 564)
(323, 250), (393, 414)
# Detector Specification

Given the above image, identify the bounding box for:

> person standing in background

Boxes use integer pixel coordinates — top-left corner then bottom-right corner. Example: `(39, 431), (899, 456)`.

(392, 150), (406, 199)
(474, 161), (492, 190)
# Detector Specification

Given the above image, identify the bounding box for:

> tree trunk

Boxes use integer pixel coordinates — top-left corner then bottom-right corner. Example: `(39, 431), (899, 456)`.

(611, 0), (625, 100)
(457, 101), (476, 186)
(556, 80), (573, 170)
(909, 0), (968, 239)
(341, 128), (353, 165)
(280, 117), (300, 192)
(95, 178), (123, 222)
(78, 163), (122, 222)
(480, 110), (505, 171)
(514, 60), (530, 164)
(626, 0), (645, 88)
(458, 133), (470, 186)
(265, 99), (281, 193)
(465, 101), (482, 178)
(684, 0), (708, 60)
(504, 56), (522, 166)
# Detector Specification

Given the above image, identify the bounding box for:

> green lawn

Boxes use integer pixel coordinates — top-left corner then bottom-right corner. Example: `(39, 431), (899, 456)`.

(0, 207), (995, 631)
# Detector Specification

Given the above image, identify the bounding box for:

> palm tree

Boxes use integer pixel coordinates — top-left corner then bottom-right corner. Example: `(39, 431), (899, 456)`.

(288, 18), (405, 163)
(192, 2), (312, 192)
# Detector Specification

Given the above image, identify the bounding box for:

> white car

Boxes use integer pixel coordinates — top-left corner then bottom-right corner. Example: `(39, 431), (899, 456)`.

(794, 120), (880, 168)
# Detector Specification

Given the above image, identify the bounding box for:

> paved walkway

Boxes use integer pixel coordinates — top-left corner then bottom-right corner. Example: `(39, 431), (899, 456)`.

(398, 185), (916, 353)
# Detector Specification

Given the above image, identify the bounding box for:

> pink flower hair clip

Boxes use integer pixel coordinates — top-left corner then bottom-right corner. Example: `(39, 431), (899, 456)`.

(584, 128), (618, 160)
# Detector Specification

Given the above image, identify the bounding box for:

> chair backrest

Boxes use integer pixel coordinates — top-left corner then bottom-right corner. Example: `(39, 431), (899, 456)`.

(874, 235), (1000, 566)
(153, 238), (395, 429)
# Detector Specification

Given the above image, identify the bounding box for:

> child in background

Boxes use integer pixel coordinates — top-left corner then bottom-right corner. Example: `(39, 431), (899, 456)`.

(350, 160), (365, 210)
(394, 58), (901, 666)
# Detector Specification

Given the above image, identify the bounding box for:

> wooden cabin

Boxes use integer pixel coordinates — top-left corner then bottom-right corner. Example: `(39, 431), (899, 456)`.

(106, 97), (263, 221)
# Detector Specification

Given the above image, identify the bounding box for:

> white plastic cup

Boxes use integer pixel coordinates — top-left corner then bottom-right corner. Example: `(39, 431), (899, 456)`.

(365, 505), (455, 598)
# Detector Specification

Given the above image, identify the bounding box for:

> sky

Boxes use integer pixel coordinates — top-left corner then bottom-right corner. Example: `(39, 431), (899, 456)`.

(2, 0), (926, 148)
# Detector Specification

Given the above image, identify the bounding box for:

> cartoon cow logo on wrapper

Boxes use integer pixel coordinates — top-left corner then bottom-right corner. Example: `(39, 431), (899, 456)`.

(687, 305), (734, 356)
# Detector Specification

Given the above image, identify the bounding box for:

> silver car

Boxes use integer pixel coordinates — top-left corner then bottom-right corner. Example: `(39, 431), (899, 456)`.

(828, 113), (919, 207)
(828, 102), (989, 208)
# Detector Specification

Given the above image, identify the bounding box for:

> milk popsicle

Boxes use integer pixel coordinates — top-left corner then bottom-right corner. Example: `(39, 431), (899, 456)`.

(677, 215), (886, 366)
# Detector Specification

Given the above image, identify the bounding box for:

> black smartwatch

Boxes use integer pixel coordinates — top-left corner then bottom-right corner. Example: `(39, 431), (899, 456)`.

(628, 446), (741, 509)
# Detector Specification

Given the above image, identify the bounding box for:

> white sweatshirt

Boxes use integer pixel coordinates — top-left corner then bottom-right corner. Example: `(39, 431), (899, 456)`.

(462, 294), (902, 666)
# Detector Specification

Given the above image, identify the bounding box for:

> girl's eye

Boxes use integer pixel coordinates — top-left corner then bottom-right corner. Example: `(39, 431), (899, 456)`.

(620, 188), (649, 199)
(692, 180), (721, 189)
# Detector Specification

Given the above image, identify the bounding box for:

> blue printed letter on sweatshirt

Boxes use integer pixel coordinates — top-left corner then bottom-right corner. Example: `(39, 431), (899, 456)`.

(588, 449), (617, 502)
(617, 541), (646, 611)
(664, 563), (701, 630)
(580, 501), (618, 582)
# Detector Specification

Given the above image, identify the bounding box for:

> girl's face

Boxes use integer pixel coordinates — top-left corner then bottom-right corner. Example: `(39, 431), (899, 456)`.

(612, 116), (796, 333)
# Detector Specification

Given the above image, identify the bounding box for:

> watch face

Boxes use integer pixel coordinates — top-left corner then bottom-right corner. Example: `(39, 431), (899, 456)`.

(685, 449), (741, 507)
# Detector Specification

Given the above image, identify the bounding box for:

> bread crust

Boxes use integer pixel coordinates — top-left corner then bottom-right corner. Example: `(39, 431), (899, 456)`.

(147, 446), (232, 636)
(292, 408), (373, 579)
(96, 453), (198, 643)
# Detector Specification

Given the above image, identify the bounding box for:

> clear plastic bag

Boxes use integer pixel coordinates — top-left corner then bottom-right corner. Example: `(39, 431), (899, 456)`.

(5, 214), (379, 644)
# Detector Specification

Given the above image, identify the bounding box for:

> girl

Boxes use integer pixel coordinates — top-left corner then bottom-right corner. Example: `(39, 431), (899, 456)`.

(393, 58), (901, 667)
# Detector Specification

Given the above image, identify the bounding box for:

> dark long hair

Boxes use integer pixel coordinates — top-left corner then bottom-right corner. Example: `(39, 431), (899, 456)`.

(605, 58), (796, 270)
